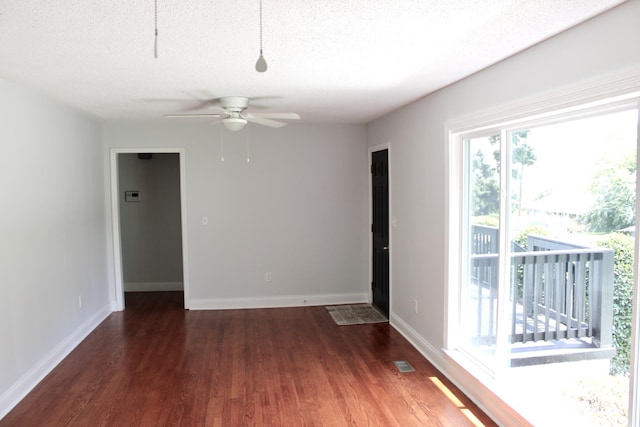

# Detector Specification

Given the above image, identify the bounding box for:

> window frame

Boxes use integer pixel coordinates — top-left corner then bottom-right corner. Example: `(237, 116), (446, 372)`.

(445, 71), (640, 424)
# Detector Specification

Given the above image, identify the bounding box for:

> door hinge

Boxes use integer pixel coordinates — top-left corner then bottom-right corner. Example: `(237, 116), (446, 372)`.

(371, 164), (375, 174)
(371, 223), (374, 232)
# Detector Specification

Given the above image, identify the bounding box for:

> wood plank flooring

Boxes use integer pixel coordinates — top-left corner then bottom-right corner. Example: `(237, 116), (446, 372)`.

(1, 292), (496, 426)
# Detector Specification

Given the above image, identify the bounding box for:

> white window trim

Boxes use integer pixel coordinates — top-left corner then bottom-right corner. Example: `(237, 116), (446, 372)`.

(631, 107), (640, 427)
(446, 67), (640, 134)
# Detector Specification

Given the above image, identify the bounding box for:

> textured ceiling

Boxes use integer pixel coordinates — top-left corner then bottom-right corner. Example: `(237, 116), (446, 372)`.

(0, 0), (627, 124)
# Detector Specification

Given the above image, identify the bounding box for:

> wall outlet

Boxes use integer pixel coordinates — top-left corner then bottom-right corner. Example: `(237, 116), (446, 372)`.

(413, 299), (418, 314)
(78, 295), (83, 308)
(264, 272), (272, 282)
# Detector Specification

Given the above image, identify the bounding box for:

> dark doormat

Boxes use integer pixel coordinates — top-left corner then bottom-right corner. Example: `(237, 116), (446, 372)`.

(325, 304), (388, 326)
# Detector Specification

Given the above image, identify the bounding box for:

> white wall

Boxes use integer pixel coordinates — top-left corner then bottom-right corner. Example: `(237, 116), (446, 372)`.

(367, 1), (640, 424)
(103, 122), (369, 308)
(118, 153), (183, 291)
(0, 79), (110, 417)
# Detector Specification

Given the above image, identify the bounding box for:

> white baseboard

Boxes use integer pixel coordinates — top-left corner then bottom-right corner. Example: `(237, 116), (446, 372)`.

(389, 312), (530, 427)
(124, 281), (184, 292)
(189, 292), (368, 310)
(0, 304), (112, 420)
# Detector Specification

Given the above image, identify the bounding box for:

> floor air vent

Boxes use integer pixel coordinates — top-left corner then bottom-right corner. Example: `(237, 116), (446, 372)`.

(393, 360), (415, 373)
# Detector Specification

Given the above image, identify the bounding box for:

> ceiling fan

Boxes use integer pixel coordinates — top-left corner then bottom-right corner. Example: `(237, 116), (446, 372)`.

(164, 96), (300, 131)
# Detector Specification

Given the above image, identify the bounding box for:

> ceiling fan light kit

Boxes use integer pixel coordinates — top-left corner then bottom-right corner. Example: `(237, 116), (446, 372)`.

(222, 117), (248, 132)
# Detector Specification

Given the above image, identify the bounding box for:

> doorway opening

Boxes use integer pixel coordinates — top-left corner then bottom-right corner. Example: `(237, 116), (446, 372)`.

(110, 148), (189, 310)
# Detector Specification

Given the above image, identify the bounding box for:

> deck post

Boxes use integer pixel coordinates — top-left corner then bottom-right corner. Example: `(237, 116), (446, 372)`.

(591, 249), (614, 348)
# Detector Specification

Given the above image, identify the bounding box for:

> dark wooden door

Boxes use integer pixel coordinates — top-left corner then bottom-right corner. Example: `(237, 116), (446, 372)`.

(371, 149), (389, 316)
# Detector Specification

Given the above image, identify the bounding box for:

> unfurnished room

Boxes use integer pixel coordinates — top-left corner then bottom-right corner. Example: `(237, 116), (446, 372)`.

(1, 1), (640, 426)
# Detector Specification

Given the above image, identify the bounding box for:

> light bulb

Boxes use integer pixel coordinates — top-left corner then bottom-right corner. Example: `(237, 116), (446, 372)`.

(255, 52), (267, 72)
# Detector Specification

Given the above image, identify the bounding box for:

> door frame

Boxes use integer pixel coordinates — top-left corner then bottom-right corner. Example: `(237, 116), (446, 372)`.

(109, 147), (190, 310)
(368, 142), (392, 315)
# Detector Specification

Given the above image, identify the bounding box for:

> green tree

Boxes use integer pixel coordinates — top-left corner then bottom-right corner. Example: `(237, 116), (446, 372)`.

(597, 233), (634, 376)
(512, 141), (536, 215)
(489, 131), (536, 215)
(584, 155), (636, 233)
(471, 149), (500, 216)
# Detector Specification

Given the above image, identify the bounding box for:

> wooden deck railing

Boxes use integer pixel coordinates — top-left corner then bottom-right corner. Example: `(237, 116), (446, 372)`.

(469, 226), (614, 349)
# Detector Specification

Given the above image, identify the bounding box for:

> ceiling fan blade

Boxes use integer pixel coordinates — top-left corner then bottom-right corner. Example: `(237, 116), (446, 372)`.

(180, 99), (221, 112)
(164, 113), (224, 118)
(136, 98), (195, 103)
(245, 116), (287, 128)
(137, 92), (221, 111)
(163, 91), (223, 112)
(249, 112), (301, 120)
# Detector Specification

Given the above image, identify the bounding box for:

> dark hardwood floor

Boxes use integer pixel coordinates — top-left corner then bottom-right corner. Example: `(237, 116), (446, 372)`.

(2, 292), (495, 426)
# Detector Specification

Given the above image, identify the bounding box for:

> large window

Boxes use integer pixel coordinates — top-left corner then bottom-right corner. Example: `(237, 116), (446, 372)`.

(450, 101), (640, 426)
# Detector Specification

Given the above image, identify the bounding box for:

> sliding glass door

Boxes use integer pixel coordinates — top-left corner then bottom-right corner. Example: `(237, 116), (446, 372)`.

(457, 106), (639, 426)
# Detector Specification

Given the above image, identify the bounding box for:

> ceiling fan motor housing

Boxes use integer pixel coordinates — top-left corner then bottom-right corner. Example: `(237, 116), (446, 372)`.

(220, 96), (249, 112)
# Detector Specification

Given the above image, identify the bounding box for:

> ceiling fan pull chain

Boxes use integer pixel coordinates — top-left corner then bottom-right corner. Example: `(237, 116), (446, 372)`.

(246, 124), (251, 163)
(154, 0), (159, 58)
(220, 125), (225, 162)
(255, 0), (267, 72)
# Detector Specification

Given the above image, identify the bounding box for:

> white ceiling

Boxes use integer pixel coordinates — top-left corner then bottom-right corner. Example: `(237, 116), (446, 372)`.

(0, 0), (627, 124)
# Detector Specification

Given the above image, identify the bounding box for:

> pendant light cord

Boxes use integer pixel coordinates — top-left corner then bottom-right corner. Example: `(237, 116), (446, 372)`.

(154, 0), (159, 58)
(258, 0), (263, 55)
(254, 0), (267, 71)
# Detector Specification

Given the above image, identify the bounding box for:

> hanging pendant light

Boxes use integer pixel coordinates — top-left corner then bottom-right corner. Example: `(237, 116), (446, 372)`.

(255, 0), (267, 72)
